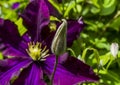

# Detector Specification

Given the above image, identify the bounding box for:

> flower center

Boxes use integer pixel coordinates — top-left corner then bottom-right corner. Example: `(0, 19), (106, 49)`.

(26, 42), (49, 61)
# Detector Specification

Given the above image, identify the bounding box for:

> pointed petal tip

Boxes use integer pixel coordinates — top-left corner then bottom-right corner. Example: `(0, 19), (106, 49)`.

(20, 0), (50, 40)
(67, 18), (85, 47)
(78, 17), (84, 25)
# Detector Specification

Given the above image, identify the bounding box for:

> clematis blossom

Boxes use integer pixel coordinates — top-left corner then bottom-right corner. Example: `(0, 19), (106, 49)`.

(0, 0), (99, 85)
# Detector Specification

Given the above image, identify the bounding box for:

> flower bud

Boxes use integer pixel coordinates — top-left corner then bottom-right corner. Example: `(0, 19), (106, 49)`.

(51, 19), (67, 56)
(110, 42), (119, 57)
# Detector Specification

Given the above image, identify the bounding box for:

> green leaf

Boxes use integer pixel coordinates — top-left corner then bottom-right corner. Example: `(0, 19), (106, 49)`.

(64, 1), (75, 17)
(0, 52), (3, 59)
(109, 16), (120, 31)
(100, 0), (116, 15)
(91, 0), (100, 8)
(107, 70), (120, 82)
(118, 51), (120, 58)
(82, 48), (100, 64)
(49, 0), (62, 14)
(100, 52), (111, 66)
(15, 18), (27, 36)
(90, 6), (100, 14)
(99, 70), (120, 83)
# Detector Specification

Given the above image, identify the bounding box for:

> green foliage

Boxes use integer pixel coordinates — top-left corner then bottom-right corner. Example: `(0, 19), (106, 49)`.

(0, 53), (3, 59)
(48, 0), (120, 85)
(15, 18), (27, 35)
(0, 0), (29, 21)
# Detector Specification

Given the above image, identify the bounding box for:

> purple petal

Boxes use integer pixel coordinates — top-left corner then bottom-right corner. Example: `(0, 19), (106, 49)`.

(13, 63), (46, 85)
(2, 46), (27, 58)
(12, 2), (20, 9)
(19, 33), (32, 55)
(41, 26), (55, 49)
(0, 18), (4, 25)
(67, 18), (84, 47)
(29, 0), (61, 18)
(22, 33), (31, 43)
(0, 57), (32, 85)
(44, 0), (62, 18)
(0, 19), (29, 57)
(0, 18), (21, 48)
(43, 53), (99, 85)
(21, 0), (50, 41)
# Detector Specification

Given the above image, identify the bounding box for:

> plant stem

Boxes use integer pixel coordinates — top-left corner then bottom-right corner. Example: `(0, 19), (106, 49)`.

(50, 56), (58, 85)
(106, 55), (113, 70)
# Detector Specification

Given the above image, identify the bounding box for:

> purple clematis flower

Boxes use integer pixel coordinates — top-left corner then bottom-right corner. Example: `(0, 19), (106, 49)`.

(0, 0), (99, 85)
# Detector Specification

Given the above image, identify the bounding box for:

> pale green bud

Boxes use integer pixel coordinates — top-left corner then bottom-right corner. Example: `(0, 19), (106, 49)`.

(51, 19), (67, 56)
(110, 42), (119, 57)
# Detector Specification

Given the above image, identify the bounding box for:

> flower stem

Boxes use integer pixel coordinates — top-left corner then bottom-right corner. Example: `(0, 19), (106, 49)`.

(106, 55), (113, 70)
(50, 56), (58, 85)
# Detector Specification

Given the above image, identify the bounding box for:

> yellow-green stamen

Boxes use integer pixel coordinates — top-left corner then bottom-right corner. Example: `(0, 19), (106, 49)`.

(26, 42), (49, 61)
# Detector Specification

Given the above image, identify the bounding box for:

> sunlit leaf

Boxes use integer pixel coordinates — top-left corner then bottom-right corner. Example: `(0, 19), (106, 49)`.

(15, 18), (27, 36)
(100, 0), (116, 15)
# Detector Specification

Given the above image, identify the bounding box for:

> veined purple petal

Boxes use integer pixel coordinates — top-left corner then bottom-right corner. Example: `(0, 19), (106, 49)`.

(41, 26), (55, 49)
(21, 0), (50, 41)
(22, 33), (31, 43)
(19, 33), (32, 55)
(67, 18), (84, 47)
(44, 0), (61, 18)
(43, 53), (99, 85)
(0, 18), (21, 48)
(2, 46), (27, 58)
(13, 63), (46, 85)
(0, 57), (32, 85)
(29, 0), (61, 18)
(0, 19), (29, 57)
(12, 2), (20, 9)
